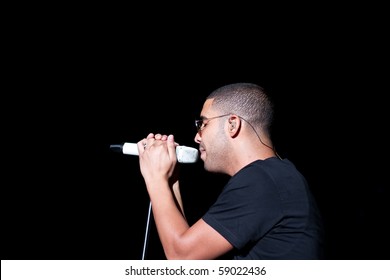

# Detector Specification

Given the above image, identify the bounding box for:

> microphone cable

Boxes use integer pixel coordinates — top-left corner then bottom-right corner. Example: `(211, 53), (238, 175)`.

(141, 201), (152, 260)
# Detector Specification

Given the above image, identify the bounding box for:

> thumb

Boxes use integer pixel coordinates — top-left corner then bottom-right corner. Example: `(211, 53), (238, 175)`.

(167, 134), (177, 161)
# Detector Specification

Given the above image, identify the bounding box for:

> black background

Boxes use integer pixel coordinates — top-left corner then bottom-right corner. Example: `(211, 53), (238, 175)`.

(2, 5), (388, 260)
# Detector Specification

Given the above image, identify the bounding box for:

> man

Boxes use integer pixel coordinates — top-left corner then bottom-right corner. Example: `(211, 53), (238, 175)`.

(137, 82), (324, 259)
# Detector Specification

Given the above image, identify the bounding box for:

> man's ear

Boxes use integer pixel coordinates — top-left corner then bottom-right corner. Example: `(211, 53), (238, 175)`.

(228, 116), (240, 137)
(230, 121), (236, 131)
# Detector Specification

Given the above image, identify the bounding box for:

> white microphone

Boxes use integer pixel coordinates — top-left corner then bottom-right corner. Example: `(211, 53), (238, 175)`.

(110, 142), (199, 163)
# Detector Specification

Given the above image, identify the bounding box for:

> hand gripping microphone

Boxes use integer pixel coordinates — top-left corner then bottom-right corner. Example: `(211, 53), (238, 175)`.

(110, 142), (199, 163)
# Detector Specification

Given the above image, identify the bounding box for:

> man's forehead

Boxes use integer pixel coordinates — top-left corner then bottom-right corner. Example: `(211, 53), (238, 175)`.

(200, 99), (214, 115)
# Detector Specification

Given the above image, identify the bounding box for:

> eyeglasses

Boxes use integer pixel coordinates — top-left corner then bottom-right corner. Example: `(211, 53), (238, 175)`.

(195, 113), (277, 154)
(195, 113), (231, 132)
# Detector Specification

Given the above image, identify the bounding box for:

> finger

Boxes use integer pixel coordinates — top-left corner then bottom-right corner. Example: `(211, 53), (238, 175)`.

(167, 134), (177, 162)
(137, 139), (147, 154)
(146, 133), (154, 140)
(145, 133), (155, 149)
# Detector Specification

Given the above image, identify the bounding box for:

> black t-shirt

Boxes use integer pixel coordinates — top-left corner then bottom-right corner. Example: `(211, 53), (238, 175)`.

(202, 158), (324, 259)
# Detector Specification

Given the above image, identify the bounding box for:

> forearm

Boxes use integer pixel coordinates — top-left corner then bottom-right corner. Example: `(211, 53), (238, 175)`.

(146, 180), (189, 259)
(171, 181), (185, 218)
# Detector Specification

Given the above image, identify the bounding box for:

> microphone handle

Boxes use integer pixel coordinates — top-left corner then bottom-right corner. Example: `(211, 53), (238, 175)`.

(110, 143), (199, 163)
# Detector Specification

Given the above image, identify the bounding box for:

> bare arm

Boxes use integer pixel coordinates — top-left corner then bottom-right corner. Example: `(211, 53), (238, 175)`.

(138, 134), (233, 259)
(171, 180), (185, 218)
